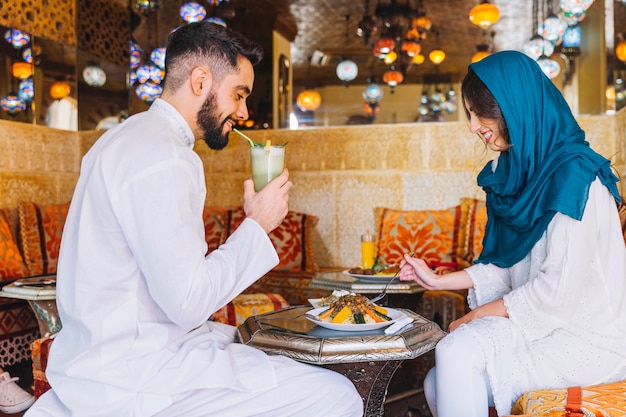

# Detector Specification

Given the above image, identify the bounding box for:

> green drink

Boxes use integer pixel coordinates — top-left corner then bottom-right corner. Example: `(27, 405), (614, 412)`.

(251, 145), (285, 191)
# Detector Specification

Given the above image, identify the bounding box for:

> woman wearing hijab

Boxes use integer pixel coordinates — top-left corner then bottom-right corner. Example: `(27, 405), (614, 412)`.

(399, 50), (626, 416)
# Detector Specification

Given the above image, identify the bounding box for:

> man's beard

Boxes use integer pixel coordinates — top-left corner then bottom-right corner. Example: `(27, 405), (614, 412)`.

(197, 92), (229, 150)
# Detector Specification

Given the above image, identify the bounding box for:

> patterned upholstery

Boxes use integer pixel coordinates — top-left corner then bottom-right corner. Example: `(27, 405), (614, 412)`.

(0, 209), (30, 280)
(508, 381), (626, 417)
(202, 206), (228, 254)
(210, 293), (290, 326)
(18, 201), (70, 276)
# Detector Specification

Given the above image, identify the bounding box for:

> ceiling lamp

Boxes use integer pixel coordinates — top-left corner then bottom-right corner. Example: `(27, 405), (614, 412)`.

(135, 80), (163, 102)
(429, 49), (446, 65)
(538, 4), (567, 45)
(537, 54), (561, 79)
(413, 53), (425, 65)
(130, 39), (143, 70)
(401, 41), (421, 57)
(296, 89), (322, 112)
(522, 35), (555, 60)
(0, 93), (26, 115)
(150, 46), (166, 69)
(336, 59), (358, 84)
(468, 1), (500, 30)
(12, 62), (33, 79)
(136, 63), (165, 84)
(180, 2), (207, 23)
(83, 64), (107, 87)
(18, 78), (34, 103)
(471, 45), (491, 63)
(136, 0), (159, 14)
(382, 69), (404, 87)
(362, 82), (384, 104)
(4, 29), (30, 49)
(616, 39), (626, 63)
(50, 81), (72, 100)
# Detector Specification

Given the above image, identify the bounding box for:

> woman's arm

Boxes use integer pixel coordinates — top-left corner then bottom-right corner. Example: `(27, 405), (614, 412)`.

(399, 254), (474, 290)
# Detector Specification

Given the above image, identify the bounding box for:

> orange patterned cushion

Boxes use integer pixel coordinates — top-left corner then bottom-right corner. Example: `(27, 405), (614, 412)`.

(18, 202), (70, 276)
(375, 206), (460, 271)
(30, 335), (55, 398)
(0, 209), (30, 279)
(227, 207), (319, 273)
(511, 381), (626, 416)
(202, 206), (228, 254)
(456, 198), (487, 269)
(210, 293), (290, 326)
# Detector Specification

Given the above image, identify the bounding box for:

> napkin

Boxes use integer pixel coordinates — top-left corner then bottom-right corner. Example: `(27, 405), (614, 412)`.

(384, 315), (413, 335)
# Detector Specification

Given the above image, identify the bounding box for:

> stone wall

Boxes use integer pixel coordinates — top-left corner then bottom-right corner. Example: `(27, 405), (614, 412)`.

(1, 111), (624, 269)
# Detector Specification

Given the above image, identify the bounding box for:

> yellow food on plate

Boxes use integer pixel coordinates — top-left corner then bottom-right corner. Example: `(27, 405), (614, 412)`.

(317, 293), (392, 325)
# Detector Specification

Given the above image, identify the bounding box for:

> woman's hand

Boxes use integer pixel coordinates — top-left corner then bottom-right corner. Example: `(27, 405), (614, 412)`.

(398, 254), (441, 290)
(448, 299), (508, 332)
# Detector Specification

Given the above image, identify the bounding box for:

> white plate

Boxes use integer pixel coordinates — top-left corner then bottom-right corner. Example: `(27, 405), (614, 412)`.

(305, 306), (404, 332)
(308, 298), (325, 308)
(342, 270), (397, 281)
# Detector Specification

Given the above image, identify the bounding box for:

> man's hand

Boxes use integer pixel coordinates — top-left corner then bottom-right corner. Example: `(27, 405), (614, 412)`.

(243, 169), (292, 234)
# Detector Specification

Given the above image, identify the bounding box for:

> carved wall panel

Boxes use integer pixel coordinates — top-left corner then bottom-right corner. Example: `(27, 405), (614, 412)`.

(76, 0), (129, 66)
(0, 0), (76, 45)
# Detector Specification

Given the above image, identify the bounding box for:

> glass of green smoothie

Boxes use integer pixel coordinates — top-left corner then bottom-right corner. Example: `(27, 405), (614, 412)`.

(250, 142), (285, 192)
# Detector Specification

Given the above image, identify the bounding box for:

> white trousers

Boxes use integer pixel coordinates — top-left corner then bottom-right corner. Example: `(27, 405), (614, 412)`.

(424, 326), (494, 417)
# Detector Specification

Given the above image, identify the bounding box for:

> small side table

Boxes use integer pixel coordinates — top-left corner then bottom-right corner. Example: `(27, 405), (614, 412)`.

(238, 306), (445, 417)
(0, 277), (60, 338)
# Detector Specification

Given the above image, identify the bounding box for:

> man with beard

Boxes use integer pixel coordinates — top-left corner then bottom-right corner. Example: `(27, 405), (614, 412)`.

(25, 22), (363, 417)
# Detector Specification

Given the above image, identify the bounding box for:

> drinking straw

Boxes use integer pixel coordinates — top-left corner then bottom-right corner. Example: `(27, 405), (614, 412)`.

(232, 128), (255, 147)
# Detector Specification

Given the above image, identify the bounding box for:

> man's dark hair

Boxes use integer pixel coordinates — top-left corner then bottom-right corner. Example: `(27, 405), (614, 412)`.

(163, 22), (263, 91)
(461, 68), (509, 145)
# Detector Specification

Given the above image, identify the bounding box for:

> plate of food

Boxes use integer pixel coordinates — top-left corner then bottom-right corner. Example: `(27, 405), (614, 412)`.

(342, 265), (400, 281)
(305, 293), (404, 331)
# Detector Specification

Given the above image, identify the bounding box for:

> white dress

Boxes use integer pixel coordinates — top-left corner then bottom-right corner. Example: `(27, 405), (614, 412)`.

(464, 178), (626, 414)
(25, 99), (362, 417)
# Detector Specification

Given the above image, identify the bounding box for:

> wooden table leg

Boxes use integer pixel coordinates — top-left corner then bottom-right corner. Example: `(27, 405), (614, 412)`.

(322, 359), (403, 417)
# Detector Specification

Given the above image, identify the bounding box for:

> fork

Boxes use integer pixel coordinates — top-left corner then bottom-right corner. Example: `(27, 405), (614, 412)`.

(369, 254), (414, 304)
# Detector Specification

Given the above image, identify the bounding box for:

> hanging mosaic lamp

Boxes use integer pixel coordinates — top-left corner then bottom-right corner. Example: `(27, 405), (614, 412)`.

(296, 89), (322, 112)
(382, 69), (404, 87)
(83, 64), (107, 87)
(130, 39), (143, 69)
(136, 0), (159, 14)
(362, 82), (384, 104)
(374, 38), (396, 55)
(538, 13), (568, 44)
(471, 44), (491, 63)
(127, 70), (138, 88)
(12, 62), (33, 79)
(150, 47), (166, 69)
(50, 81), (72, 100)
(413, 53), (425, 65)
(18, 78), (34, 102)
(4, 29), (30, 49)
(616, 39), (626, 63)
(522, 35), (555, 60)
(401, 41), (421, 57)
(22, 47), (33, 63)
(428, 49), (446, 65)
(537, 55), (561, 79)
(136, 63), (164, 84)
(383, 51), (398, 65)
(468, 1), (500, 30)
(559, 0), (593, 19)
(206, 17), (227, 26)
(559, 8), (587, 26)
(336, 59), (358, 84)
(0, 93), (26, 115)
(180, 2), (207, 23)
(135, 80), (163, 102)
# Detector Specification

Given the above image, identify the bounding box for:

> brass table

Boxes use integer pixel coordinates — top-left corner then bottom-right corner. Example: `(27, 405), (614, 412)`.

(238, 306), (445, 417)
(0, 277), (60, 337)
(310, 271), (426, 308)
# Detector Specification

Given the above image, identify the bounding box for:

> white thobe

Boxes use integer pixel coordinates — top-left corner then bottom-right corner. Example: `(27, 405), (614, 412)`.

(463, 178), (626, 414)
(25, 99), (362, 417)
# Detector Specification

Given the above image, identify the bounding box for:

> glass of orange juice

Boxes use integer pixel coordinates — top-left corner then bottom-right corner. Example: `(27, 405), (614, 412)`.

(360, 233), (375, 269)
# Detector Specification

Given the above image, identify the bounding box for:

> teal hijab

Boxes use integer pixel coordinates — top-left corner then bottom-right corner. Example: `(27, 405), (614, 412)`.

(471, 51), (620, 268)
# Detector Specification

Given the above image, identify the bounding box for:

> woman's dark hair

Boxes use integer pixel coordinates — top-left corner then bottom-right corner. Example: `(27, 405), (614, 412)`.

(163, 22), (263, 91)
(461, 68), (509, 145)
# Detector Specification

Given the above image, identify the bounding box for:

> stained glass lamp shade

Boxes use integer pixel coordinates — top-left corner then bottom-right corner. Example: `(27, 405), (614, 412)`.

(362, 83), (383, 103)
(296, 89), (322, 111)
(83, 65), (107, 87)
(336, 60), (358, 83)
(180, 2), (207, 23)
(0, 93), (26, 114)
(136, 81), (163, 102)
(4, 29), (30, 49)
(18, 78), (34, 102)
(136, 63), (164, 84)
(150, 47), (166, 69)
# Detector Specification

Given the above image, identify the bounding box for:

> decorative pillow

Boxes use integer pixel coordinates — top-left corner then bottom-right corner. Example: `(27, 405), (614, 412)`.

(456, 198), (487, 269)
(18, 202), (70, 276)
(227, 207), (319, 273)
(375, 206), (460, 271)
(511, 381), (626, 417)
(210, 293), (289, 326)
(202, 206), (228, 255)
(30, 335), (55, 399)
(0, 209), (30, 280)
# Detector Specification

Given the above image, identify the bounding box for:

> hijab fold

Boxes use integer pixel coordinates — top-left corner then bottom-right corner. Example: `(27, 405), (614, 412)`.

(471, 51), (620, 268)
